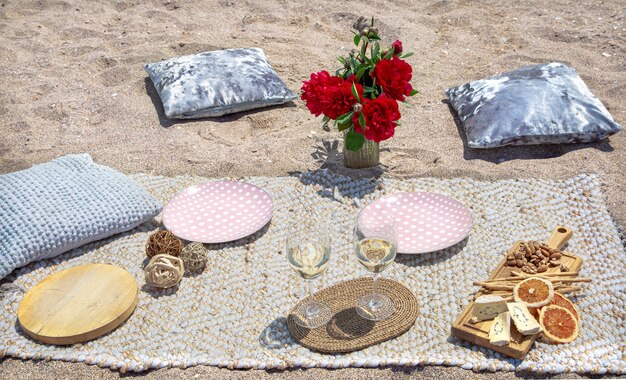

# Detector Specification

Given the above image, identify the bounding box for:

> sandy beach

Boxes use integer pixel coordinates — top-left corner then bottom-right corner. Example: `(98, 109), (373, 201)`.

(0, 0), (624, 378)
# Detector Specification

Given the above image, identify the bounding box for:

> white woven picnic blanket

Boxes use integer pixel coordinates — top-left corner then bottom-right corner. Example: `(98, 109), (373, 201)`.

(1, 171), (624, 374)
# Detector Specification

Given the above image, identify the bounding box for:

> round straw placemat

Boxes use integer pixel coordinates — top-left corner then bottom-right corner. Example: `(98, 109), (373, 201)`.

(287, 277), (418, 354)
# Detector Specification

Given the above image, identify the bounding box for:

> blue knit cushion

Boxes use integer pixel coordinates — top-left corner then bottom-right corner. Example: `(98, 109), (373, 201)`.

(0, 154), (162, 279)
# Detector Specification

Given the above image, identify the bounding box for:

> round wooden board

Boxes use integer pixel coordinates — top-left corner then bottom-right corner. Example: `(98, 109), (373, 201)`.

(18, 264), (139, 345)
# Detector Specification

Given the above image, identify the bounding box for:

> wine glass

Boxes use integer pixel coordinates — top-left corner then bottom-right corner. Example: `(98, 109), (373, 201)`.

(354, 209), (397, 321)
(286, 216), (332, 329)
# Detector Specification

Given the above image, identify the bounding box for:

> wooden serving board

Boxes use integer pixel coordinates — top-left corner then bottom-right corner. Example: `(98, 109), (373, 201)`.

(18, 264), (139, 345)
(451, 226), (583, 359)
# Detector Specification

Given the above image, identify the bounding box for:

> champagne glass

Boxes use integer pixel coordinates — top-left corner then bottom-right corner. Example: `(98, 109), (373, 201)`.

(354, 209), (397, 321)
(286, 218), (332, 328)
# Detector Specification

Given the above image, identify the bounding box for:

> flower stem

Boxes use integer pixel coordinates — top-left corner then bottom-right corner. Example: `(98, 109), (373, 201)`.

(360, 41), (368, 62)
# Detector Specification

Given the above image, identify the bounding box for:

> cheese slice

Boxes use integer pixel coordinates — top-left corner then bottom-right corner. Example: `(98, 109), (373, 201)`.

(471, 295), (508, 322)
(507, 302), (542, 335)
(489, 311), (511, 346)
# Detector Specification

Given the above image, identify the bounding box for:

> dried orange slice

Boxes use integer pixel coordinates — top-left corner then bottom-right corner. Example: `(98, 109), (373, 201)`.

(513, 277), (554, 308)
(539, 305), (579, 343)
(545, 292), (579, 321)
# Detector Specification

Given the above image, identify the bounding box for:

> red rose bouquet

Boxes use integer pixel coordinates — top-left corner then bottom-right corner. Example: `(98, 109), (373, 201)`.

(301, 17), (417, 152)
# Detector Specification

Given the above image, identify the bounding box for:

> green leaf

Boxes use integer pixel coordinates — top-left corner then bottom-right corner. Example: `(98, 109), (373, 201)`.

(336, 111), (354, 125)
(322, 115), (331, 122)
(349, 56), (358, 72)
(355, 65), (368, 80)
(358, 112), (366, 130)
(409, 89), (419, 96)
(351, 82), (360, 101)
(337, 121), (352, 131)
(353, 34), (360, 46)
(371, 16), (375, 27)
(372, 42), (380, 58)
(338, 56), (346, 65)
(383, 50), (394, 60)
(345, 130), (366, 151)
(401, 52), (414, 58)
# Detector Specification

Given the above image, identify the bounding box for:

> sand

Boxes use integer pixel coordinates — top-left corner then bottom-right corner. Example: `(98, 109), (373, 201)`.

(0, 0), (624, 378)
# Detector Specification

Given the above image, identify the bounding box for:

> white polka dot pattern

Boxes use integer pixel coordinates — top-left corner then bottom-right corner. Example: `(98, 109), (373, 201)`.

(163, 181), (273, 243)
(358, 192), (473, 254)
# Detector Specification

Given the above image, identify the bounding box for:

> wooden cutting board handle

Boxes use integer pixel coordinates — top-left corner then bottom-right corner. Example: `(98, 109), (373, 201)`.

(546, 226), (573, 250)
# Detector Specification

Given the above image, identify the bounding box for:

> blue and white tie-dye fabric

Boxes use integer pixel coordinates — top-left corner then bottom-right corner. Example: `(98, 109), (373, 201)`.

(0, 154), (162, 280)
(445, 62), (621, 148)
(144, 48), (297, 119)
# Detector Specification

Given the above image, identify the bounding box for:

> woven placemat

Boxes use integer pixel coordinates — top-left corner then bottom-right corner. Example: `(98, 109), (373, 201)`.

(287, 277), (418, 353)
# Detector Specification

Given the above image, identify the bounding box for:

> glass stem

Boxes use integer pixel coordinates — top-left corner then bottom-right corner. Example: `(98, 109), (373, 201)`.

(372, 271), (379, 288)
(305, 280), (320, 319)
(307, 280), (314, 300)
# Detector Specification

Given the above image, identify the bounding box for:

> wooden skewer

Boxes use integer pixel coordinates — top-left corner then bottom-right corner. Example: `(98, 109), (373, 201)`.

(547, 277), (591, 283)
(480, 276), (525, 283)
(473, 279), (515, 286)
(510, 270), (580, 278)
(540, 271), (580, 277)
(473, 283), (515, 291)
(478, 276), (591, 285)
(555, 286), (581, 294)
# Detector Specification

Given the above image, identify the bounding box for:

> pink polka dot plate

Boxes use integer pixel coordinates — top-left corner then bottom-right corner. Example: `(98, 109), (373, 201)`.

(163, 181), (273, 243)
(358, 192), (473, 254)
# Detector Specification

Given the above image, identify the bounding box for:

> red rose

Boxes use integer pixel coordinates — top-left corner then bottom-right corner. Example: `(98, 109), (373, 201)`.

(391, 40), (403, 55)
(301, 72), (363, 119)
(301, 70), (334, 117)
(372, 56), (413, 101)
(352, 95), (400, 142)
(320, 75), (363, 119)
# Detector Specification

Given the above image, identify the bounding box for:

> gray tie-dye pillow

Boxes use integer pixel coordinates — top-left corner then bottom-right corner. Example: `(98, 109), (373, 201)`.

(445, 62), (621, 148)
(144, 48), (297, 119)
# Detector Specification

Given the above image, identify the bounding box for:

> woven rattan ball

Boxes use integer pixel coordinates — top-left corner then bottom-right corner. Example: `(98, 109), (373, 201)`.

(181, 242), (208, 272)
(146, 230), (183, 258)
(145, 254), (185, 288)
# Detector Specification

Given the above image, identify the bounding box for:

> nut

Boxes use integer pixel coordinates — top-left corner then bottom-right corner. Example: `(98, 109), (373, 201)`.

(560, 264), (569, 272)
(506, 259), (516, 266)
(516, 259), (525, 268)
(549, 259), (560, 267)
(550, 252), (562, 260)
(537, 264), (548, 273)
(540, 248), (551, 257)
(507, 254), (515, 260)
(522, 265), (537, 274)
(528, 243), (536, 254)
